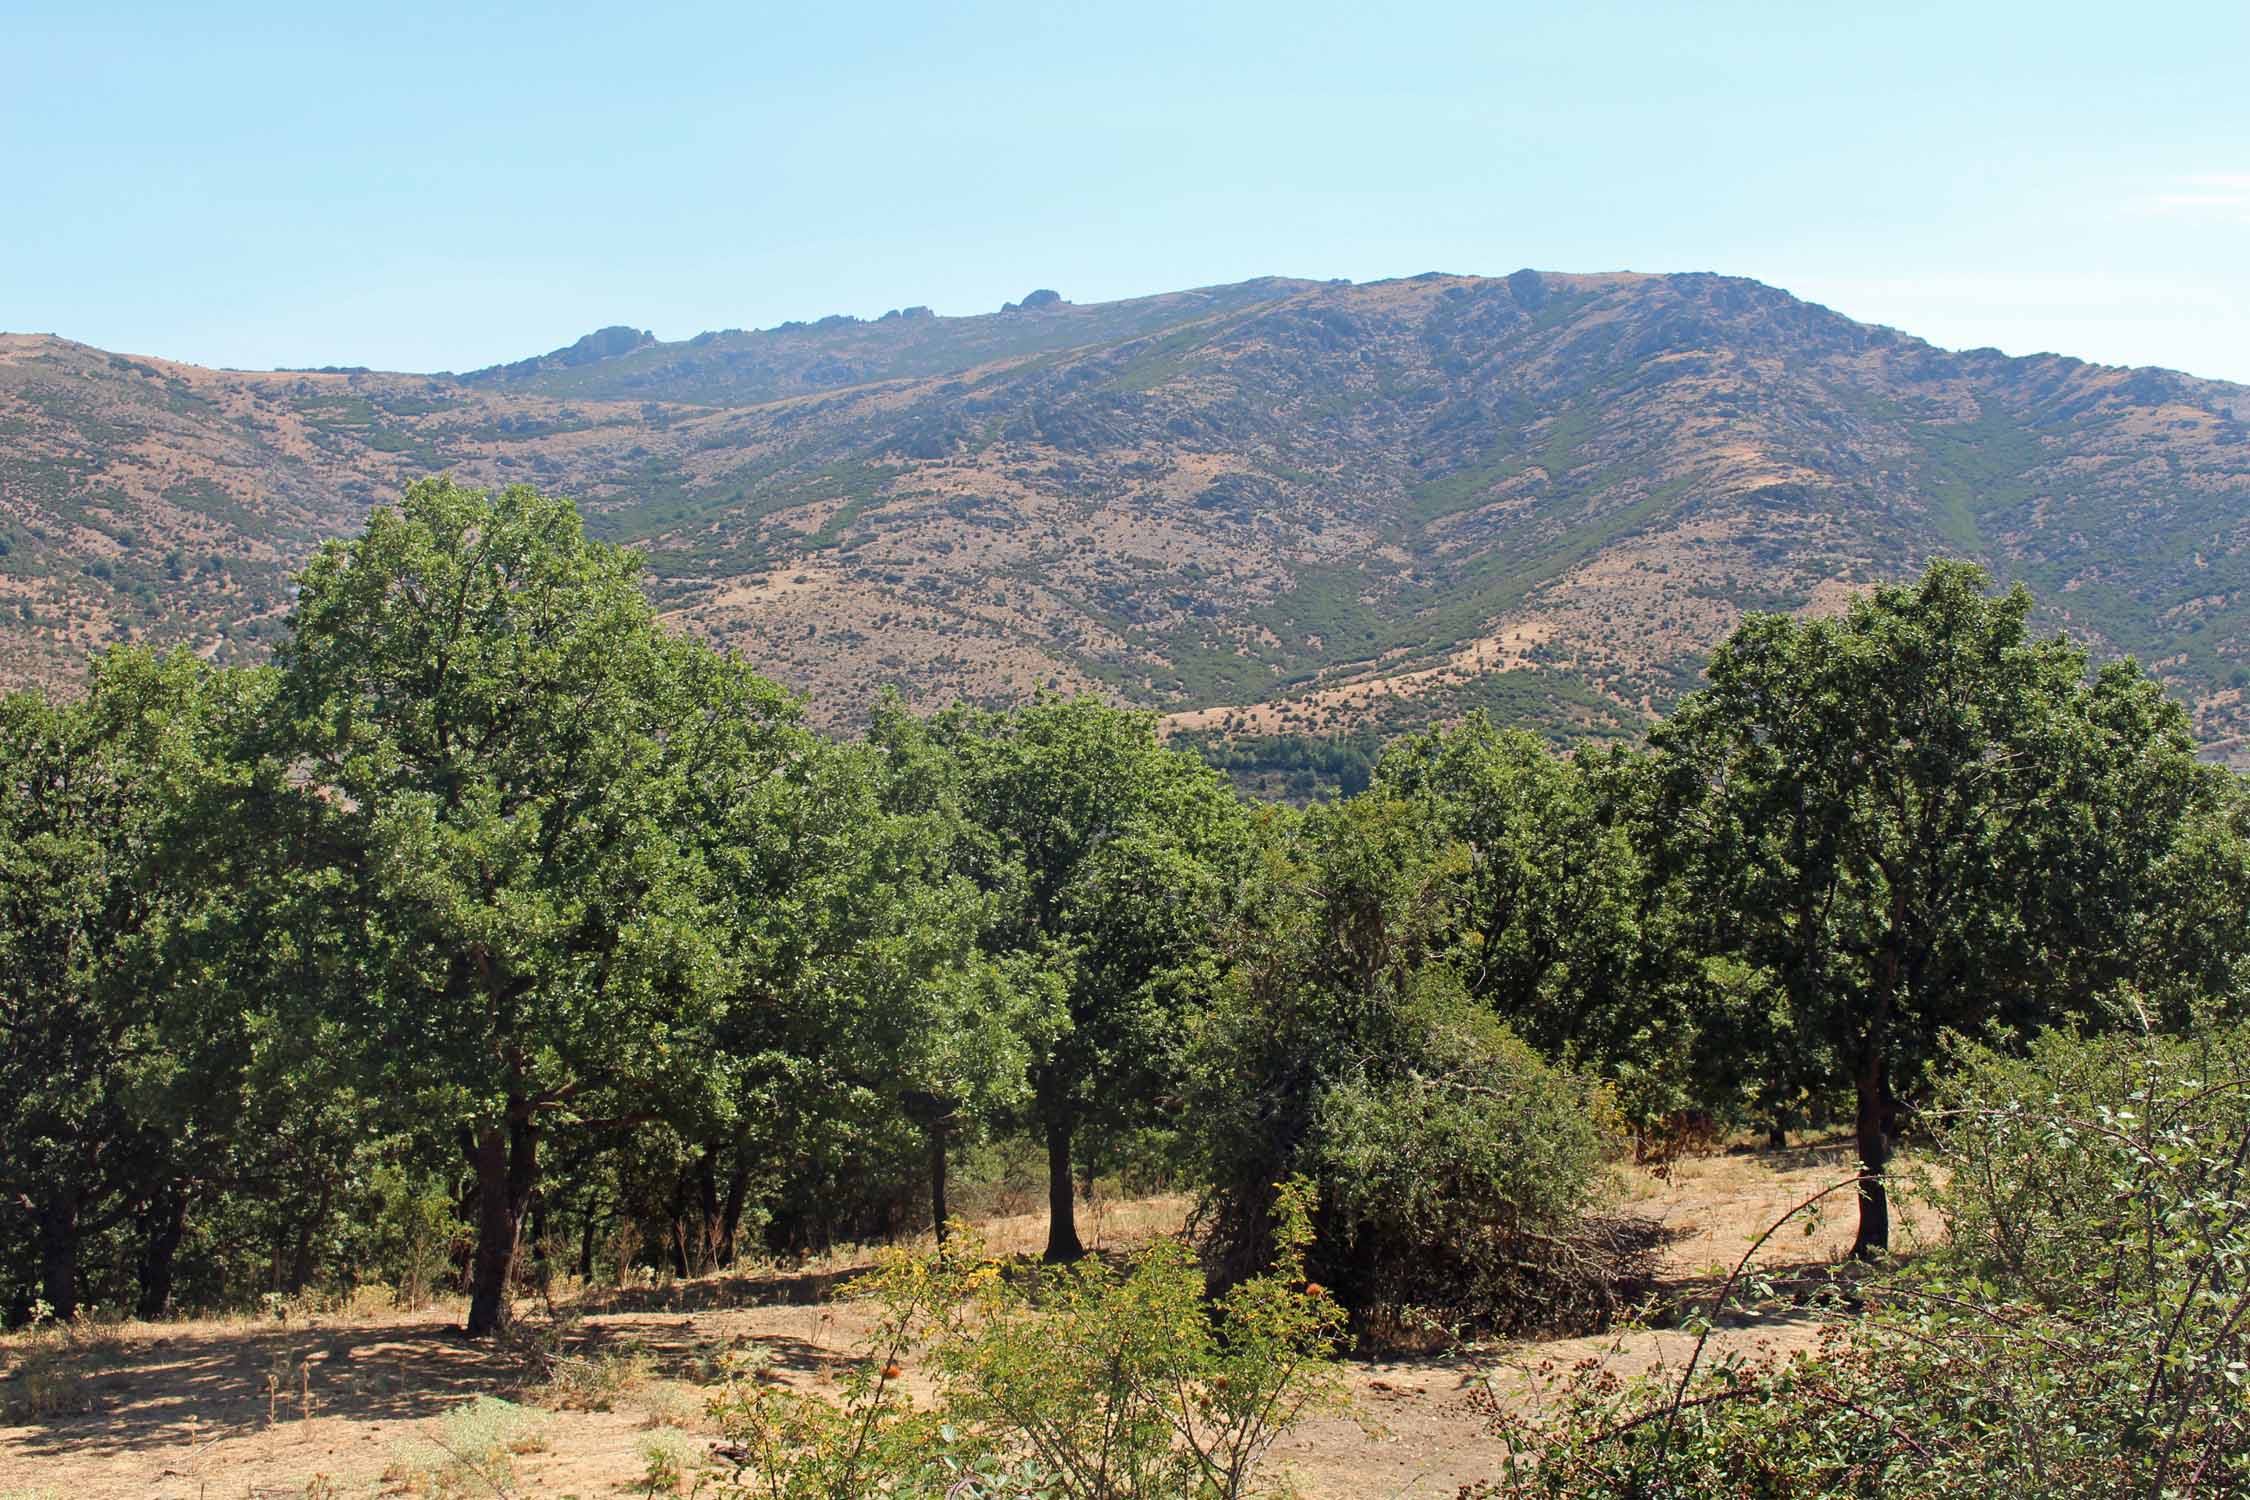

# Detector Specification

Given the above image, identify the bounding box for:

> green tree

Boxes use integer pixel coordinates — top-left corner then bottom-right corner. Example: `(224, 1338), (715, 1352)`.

(1187, 794), (1609, 1334)
(769, 732), (1057, 1246)
(907, 696), (1251, 1261)
(1649, 561), (2240, 1255)
(1372, 723), (1674, 1094)
(0, 649), (235, 1320)
(272, 478), (798, 1333)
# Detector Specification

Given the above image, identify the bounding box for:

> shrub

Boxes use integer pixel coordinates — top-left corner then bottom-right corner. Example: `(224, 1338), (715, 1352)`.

(1476, 1020), (2250, 1498)
(699, 1182), (1343, 1499)
(697, 1244), (959, 1500)
(1916, 1016), (2250, 1309)
(934, 1179), (1346, 1500)
(540, 1343), (655, 1410)
(386, 1395), (551, 1496)
(637, 1378), (707, 1430)
(637, 1425), (706, 1494)
(1189, 796), (1627, 1339)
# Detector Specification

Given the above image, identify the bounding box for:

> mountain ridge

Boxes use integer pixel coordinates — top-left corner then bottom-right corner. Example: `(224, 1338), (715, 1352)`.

(5, 269), (2248, 761)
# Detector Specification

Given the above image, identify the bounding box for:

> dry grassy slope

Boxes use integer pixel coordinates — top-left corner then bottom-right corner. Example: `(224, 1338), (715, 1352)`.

(5, 270), (2249, 753)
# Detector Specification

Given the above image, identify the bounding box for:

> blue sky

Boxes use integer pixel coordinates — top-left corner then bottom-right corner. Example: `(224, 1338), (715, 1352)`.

(8, 1), (2248, 381)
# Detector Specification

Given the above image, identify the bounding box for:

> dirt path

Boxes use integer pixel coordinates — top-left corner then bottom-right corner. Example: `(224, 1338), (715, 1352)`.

(0, 1149), (1878, 1500)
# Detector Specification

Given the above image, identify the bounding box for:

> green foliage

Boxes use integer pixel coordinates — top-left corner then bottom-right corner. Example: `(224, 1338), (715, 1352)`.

(1478, 1022), (2250, 1499)
(1919, 1017), (2250, 1310)
(1175, 728), (1381, 803)
(742, 717), (1061, 1248)
(11, 461), (2250, 1500)
(931, 1178), (1346, 1500)
(272, 475), (804, 1332)
(0, 646), (251, 1320)
(1188, 796), (1619, 1337)
(700, 1182), (1343, 1500)
(389, 1395), (552, 1496)
(1648, 560), (2247, 1252)
(903, 694), (1258, 1260)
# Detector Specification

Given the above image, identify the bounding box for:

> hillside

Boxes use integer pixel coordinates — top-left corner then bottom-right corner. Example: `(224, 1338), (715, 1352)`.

(6, 270), (2250, 755)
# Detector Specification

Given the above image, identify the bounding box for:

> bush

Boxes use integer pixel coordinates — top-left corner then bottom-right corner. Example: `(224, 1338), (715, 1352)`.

(538, 1341), (654, 1411)
(933, 1179), (1346, 1500)
(1298, 995), (1626, 1335)
(638, 1425), (706, 1494)
(1917, 1016), (2250, 1309)
(699, 1182), (1344, 1499)
(1477, 1020), (2250, 1498)
(1189, 797), (1626, 1339)
(386, 1395), (551, 1496)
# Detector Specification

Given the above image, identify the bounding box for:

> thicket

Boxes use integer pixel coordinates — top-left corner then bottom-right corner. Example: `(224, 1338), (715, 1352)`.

(4, 479), (2247, 1404)
(1481, 1021), (2250, 1498)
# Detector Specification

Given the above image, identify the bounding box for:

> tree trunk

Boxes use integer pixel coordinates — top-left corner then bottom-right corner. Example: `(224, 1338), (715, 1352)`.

(1043, 1112), (1083, 1263)
(1854, 905), (1907, 1260)
(927, 1119), (951, 1245)
(717, 1159), (749, 1268)
(465, 1113), (539, 1337)
(667, 1164), (691, 1278)
(288, 1174), (335, 1293)
(35, 1187), (82, 1322)
(576, 1202), (598, 1283)
(692, 1153), (722, 1274)
(135, 1182), (189, 1319)
(1850, 1048), (1893, 1258)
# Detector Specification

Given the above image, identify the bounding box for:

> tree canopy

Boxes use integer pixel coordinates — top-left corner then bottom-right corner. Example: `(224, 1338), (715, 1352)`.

(6, 485), (2246, 1351)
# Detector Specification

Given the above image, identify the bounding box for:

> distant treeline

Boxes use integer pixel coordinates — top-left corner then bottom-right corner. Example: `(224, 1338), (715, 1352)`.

(1171, 728), (1384, 801)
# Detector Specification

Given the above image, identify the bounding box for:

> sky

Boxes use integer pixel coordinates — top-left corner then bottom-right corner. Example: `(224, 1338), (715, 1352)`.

(7, 1), (2249, 382)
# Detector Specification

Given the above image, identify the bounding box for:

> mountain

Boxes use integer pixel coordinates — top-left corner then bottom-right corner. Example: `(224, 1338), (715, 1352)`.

(6, 271), (2250, 762)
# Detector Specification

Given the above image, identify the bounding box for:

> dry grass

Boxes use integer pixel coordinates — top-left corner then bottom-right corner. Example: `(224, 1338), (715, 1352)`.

(0, 1314), (127, 1423)
(382, 1395), (550, 1496)
(0, 1154), (1918, 1500)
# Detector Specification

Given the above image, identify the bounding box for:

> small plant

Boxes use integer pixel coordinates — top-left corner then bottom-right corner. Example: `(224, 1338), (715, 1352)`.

(638, 1380), (707, 1430)
(337, 1281), (406, 1320)
(387, 1395), (552, 1497)
(539, 1342), (654, 1411)
(699, 1253), (956, 1500)
(698, 1178), (1343, 1500)
(637, 1427), (705, 1495)
(934, 1177), (1346, 1500)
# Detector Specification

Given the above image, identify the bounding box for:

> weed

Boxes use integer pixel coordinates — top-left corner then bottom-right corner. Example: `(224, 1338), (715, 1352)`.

(638, 1380), (707, 1429)
(636, 1426), (705, 1494)
(386, 1395), (551, 1497)
(542, 1344), (655, 1411)
(0, 1306), (123, 1422)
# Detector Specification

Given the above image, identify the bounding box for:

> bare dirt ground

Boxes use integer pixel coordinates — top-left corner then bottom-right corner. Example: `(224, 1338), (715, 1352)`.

(0, 1144), (1895, 1500)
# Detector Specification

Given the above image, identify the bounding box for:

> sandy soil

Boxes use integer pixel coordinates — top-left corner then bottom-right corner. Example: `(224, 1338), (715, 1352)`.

(0, 1146), (1883, 1500)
